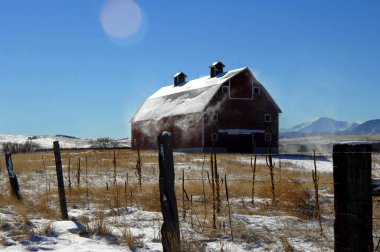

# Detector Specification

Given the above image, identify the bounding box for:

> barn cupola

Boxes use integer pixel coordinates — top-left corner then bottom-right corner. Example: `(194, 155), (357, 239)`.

(173, 72), (187, 87)
(209, 61), (225, 78)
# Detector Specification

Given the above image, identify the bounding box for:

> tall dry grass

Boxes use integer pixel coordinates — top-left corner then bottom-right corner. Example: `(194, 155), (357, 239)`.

(0, 148), (336, 249)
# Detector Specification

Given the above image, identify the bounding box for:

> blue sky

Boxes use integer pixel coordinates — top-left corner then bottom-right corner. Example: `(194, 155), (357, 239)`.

(1, 0), (379, 139)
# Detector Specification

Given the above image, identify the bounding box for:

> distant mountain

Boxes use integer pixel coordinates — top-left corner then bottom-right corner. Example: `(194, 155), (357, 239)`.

(350, 119), (380, 135)
(281, 117), (360, 137)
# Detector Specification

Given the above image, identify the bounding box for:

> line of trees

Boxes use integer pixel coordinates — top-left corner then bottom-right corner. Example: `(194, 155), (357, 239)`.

(90, 137), (121, 149)
(2, 141), (42, 153)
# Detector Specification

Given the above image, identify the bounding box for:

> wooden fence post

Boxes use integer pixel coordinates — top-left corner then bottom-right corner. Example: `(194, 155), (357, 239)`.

(4, 149), (22, 200)
(68, 157), (72, 193)
(53, 141), (69, 220)
(77, 157), (81, 187)
(333, 142), (373, 251)
(182, 169), (186, 219)
(85, 156), (89, 209)
(158, 132), (180, 252)
(136, 145), (142, 189)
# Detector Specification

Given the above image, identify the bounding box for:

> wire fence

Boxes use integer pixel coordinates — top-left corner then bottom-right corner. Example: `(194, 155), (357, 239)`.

(0, 148), (379, 250)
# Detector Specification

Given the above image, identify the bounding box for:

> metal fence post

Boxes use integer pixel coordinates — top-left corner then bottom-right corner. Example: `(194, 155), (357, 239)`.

(333, 142), (373, 251)
(157, 132), (180, 252)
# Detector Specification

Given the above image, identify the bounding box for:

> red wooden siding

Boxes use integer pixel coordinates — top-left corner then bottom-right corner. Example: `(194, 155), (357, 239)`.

(203, 69), (279, 152)
(131, 67), (281, 153)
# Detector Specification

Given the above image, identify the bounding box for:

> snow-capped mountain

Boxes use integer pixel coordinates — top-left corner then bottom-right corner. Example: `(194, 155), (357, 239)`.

(350, 119), (380, 135)
(281, 117), (360, 137)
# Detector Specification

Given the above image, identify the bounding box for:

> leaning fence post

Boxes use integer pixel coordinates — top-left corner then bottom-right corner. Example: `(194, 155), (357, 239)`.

(333, 142), (373, 251)
(4, 149), (22, 200)
(158, 132), (180, 252)
(53, 141), (69, 220)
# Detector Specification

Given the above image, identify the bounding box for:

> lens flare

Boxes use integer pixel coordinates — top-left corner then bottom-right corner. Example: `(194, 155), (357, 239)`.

(100, 0), (143, 39)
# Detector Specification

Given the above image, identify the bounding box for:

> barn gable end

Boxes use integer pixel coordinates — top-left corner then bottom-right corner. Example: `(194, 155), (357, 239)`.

(131, 63), (281, 153)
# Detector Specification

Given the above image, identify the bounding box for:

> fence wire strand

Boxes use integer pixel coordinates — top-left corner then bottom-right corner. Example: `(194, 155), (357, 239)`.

(1, 148), (380, 250)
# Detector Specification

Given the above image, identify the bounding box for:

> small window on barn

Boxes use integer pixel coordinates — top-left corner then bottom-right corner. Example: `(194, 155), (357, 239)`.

(265, 114), (272, 122)
(265, 133), (272, 142)
(211, 133), (218, 142)
(195, 132), (199, 142)
(222, 86), (229, 94)
(253, 87), (260, 95)
(133, 139), (137, 147)
(211, 112), (218, 122)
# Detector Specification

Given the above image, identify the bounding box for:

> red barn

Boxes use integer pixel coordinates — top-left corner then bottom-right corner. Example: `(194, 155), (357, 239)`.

(131, 62), (282, 153)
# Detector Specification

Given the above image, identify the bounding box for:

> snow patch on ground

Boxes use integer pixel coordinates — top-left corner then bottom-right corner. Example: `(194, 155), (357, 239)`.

(1, 221), (128, 252)
(236, 155), (333, 173)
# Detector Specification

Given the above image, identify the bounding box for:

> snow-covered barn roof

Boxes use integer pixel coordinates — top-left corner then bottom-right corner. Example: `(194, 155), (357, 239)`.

(209, 61), (225, 68)
(131, 67), (281, 123)
(173, 72), (187, 78)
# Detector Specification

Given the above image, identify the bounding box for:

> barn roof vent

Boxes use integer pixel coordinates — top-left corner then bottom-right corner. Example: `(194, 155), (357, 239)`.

(209, 61), (225, 78)
(173, 72), (187, 87)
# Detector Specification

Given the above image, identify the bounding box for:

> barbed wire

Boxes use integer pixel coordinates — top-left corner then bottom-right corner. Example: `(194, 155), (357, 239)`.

(1, 148), (380, 245)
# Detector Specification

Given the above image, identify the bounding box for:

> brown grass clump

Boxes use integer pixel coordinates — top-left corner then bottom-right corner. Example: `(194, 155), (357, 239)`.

(32, 222), (56, 237)
(85, 219), (113, 237)
(133, 183), (161, 212)
(276, 181), (310, 203)
(32, 196), (60, 220)
(177, 180), (209, 198)
(120, 227), (139, 250)
(276, 182), (314, 219)
(280, 236), (295, 252)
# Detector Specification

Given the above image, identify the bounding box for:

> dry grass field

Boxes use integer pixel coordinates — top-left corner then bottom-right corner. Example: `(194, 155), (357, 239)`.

(0, 148), (378, 251)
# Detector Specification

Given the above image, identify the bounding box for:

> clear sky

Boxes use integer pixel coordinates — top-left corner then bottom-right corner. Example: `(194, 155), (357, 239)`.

(1, 0), (379, 139)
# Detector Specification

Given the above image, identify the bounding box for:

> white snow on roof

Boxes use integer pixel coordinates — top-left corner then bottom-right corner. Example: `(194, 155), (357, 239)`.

(132, 67), (247, 122)
(173, 72), (186, 77)
(150, 67), (246, 99)
(210, 61), (225, 67)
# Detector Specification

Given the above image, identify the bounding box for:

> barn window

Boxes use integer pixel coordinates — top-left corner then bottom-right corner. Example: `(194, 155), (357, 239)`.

(195, 132), (199, 142)
(265, 133), (272, 142)
(133, 139), (137, 147)
(211, 133), (218, 142)
(265, 114), (272, 122)
(222, 86), (229, 94)
(253, 87), (260, 95)
(211, 112), (218, 122)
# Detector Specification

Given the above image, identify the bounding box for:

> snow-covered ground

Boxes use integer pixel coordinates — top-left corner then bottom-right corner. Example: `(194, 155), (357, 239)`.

(0, 220), (127, 252)
(236, 155), (333, 173)
(0, 210), (333, 252)
(0, 134), (131, 150)
(280, 135), (380, 154)
(0, 149), (338, 251)
(5, 134), (379, 251)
